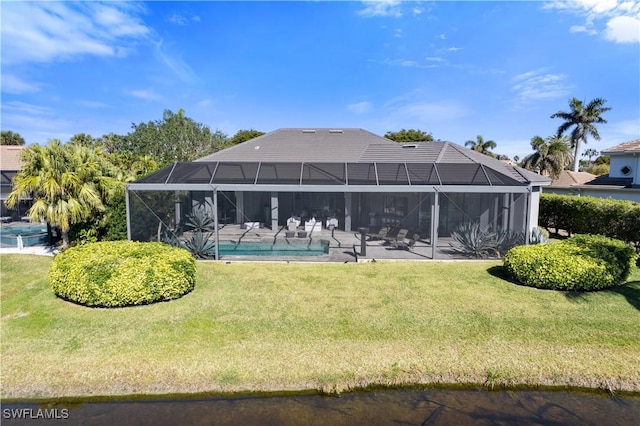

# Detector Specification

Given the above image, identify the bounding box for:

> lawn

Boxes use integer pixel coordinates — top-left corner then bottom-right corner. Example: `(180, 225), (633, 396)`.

(1, 255), (639, 399)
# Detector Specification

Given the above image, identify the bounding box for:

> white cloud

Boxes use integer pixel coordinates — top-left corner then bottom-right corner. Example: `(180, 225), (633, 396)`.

(511, 70), (572, 103)
(605, 15), (640, 43)
(128, 89), (161, 100)
(347, 101), (373, 114)
(153, 39), (197, 83)
(1, 1), (150, 64)
(1, 102), (73, 143)
(168, 13), (188, 25)
(357, 1), (403, 18)
(544, 0), (640, 43)
(425, 56), (446, 62)
(446, 47), (462, 52)
(1, 74), (41, 94)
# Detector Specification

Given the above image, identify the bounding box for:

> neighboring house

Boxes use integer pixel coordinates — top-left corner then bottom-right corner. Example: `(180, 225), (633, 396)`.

(126, 128), (550, 258)
(0, 145), (30, 221)
(543, 139), (640, 203)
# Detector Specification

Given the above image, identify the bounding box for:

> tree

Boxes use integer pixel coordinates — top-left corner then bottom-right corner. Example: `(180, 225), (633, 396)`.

(521, 135), (573, 179)
(122, 109), (228, 166)
(1, 130), (25, 145)
(583, 148), (598, 164)
(384, 129), (434, 142)
(465, 135), (497, 157)
(228, 129), (265, 146)
(551, 97), (611, 172)
(5, 140), (122, 249)
(69, 133), (95, 147)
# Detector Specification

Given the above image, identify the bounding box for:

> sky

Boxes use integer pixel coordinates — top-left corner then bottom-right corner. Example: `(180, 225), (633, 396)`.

(1, 0), (639, 160)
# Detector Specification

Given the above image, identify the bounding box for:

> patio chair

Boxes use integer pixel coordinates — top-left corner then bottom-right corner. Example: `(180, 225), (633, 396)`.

(384, 228), (408, 245)
(393, 233), (419, 251)
(366, 226), (390, 241)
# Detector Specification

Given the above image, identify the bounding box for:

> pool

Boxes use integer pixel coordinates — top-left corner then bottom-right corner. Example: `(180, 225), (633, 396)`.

(0, 225), (49, 247)
(218, 240), (329, 257)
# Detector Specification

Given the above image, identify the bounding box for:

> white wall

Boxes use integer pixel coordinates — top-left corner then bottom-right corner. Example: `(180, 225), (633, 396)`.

(609, 154), (640, 184)
(544, 187), (640, 203)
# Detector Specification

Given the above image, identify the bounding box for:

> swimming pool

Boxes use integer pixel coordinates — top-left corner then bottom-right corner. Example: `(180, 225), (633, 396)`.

(218, 241), (329, 257)
(0, 225), (48, 247)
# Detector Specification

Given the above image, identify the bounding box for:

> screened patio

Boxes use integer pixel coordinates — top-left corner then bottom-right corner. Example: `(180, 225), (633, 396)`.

(126, 128), (550, 260)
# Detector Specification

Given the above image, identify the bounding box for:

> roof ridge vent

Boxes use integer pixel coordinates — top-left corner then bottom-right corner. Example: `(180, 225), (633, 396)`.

(301, 129), (316, 133)
(402, 144), (418, 148)
(329, 129), (343, 133)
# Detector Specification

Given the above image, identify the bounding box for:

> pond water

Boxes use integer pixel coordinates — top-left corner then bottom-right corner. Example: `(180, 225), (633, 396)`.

(3, 388), (639, 425)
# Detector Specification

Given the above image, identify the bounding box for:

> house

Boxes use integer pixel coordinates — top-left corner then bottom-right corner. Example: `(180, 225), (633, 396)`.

(0, 145), (30, 221)
(126, 128), (550, 259)
(543, 139), (640, 203)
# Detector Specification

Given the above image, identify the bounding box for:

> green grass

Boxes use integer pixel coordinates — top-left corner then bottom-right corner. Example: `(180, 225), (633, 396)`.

(1, 255), (639, 398)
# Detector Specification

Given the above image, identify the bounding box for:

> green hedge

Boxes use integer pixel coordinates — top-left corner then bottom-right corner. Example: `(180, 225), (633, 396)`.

(539, 193), (640, 251)
(49, 241), (196, 307)
(504, 235), (638, 291)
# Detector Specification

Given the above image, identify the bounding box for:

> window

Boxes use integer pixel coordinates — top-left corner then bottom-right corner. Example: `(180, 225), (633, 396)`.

(383, 196), (407, 217)
(621, 166), (632, 176)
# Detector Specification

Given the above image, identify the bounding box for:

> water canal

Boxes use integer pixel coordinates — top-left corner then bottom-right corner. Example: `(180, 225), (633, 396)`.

(3, 388), (639, 425)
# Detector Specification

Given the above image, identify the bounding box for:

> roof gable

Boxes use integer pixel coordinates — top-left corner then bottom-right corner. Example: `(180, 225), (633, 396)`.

(602, 138), (640, 154)
(0, 146), (25, 171)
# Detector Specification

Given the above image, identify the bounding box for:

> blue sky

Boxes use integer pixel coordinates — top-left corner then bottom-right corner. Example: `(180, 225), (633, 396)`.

(1, 1), (639, 160)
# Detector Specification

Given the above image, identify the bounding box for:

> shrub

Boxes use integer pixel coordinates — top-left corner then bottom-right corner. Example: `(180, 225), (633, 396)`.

(49, 241), (196, 307)
(564, 234), (637, 284)
(504, 243), (615, 291)
(539, 193), (640, 251)
(504, 235), (637, 291)
(450, 222), (524, 258)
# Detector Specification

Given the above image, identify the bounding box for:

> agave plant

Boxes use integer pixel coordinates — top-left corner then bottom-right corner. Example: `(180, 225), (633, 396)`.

(449, 222), (499, 258)
(184, 209), (216, 232)
(182, 231), (216, 259)
(494, 228), (525, 256)
(530, 227), (550, 245)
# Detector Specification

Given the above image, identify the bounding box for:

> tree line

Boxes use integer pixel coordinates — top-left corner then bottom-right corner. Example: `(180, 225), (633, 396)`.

(2, 96), (612, 248)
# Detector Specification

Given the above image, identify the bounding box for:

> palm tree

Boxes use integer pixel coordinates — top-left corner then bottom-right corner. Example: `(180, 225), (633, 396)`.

(521, 135), (573, 179)
(5, 140), (121, 249)
(465, 135), (497, 157)
(583, 148), (598, 165)
(551, 97), (611, 172)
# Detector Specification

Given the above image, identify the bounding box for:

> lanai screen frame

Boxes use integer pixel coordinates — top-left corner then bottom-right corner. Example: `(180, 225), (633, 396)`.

(127, 161), (543, 259)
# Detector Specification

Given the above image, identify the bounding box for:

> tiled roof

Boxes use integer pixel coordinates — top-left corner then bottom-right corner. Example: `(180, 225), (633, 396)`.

(584, 174), (634, 187)
(196, 128), (396, 163)
(550, 170), (596, 187)
(0, 146), (25, 171)
(602, 138), (640, 154)
(135, 128), (550, 186)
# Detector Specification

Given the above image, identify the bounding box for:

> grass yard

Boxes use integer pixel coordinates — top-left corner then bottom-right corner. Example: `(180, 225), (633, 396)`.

(1, 255), (639, 399)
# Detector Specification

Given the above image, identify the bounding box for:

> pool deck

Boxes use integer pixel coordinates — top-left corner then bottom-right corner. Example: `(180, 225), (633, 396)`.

(0, 223), (459, 261)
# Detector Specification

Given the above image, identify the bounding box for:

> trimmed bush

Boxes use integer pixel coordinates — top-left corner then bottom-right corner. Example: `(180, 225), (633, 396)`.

(504, 243), (615, 291)
(539, 193), (640, 251)
(564, 234), (637, 284)
(49, 241), (196, 307)
(504, 235), (637, 291)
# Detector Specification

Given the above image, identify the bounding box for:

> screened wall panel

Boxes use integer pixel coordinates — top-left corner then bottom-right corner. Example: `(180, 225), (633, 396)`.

(211, 163), (259, 184)
(257, 163), (302, 184)
(347, 163), (377, 185)
(376, 163), (409, 185)
(167, 162), (216, 184)
(302, 163), (346, 185)
(406, 163), (440, 185)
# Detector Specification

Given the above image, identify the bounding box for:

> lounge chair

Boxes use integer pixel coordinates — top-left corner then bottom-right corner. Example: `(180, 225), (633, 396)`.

(384, 228), (409, 245)
(393, 233), (419, 251)
(366, 226), (390, 241)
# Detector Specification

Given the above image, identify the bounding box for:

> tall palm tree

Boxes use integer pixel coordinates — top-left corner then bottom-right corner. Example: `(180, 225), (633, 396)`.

(521, 135), (573, 179)
(551, 97), (611, 172)
(5, 140), (121, 249)
(465, 135), (497, 157)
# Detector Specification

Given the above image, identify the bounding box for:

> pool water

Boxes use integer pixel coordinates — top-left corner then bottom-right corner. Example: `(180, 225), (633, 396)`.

(219, 241), (329, 256)
(0, 225), (48, 247)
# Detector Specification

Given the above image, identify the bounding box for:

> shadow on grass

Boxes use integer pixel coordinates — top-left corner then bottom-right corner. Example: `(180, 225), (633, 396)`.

(605, 281), (640, 312)
(487, 266), (640, 311)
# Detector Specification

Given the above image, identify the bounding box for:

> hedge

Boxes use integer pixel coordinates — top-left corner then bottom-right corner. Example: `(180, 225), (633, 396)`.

(49, 241), (196, 307)
(539, 193), (640, 251)
(503, 235), (638, 291)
